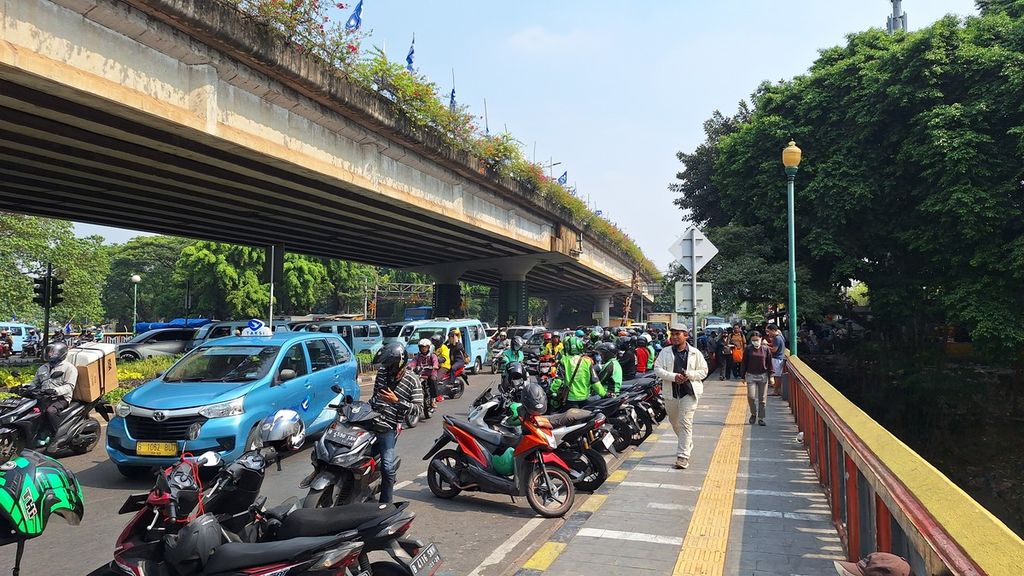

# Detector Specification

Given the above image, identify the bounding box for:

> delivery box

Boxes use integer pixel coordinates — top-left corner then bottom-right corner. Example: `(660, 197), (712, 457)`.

(67, 342), (119, 402)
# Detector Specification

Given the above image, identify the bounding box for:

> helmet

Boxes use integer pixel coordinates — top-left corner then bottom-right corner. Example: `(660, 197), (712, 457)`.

(44, 342), (68, 367)
(615, 336), (633, 352)
(506, 361), (526, 381)
(498, 331), (507, 340)
(450, 328), (461, 337)
(163, 513), (224, 570)
(563, 336), (584, 355)
(575, 329), (585, 338)
(543, 332), (552, 341)
(640, 333), (652, 344)
(418, 338), (431, 350)
(510, 336), (524, 351)
(590, 330), (601, 342)
(373, 342), (408, 374)
(429, 334), (443, 349)
(521, 382), (547, 416)
(595, 342), (617, 361)
(259, 409), (305, 452)
(551, 332), (561, 340)
(0, 450), (83, 543)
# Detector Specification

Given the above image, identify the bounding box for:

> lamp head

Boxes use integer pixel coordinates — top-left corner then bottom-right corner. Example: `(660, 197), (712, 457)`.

(130, 274), (142, 284)
(782, 140), (802, 169)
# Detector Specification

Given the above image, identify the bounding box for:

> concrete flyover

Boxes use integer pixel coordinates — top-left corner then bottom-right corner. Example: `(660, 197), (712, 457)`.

(0, 0), (655, 325)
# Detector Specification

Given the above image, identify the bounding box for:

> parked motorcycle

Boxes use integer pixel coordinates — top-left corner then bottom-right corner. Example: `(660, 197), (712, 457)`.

(424, 384), (575, 518)
(621, 374), (666, 423)
(546, 410), (610, 492)
(0, 375), (108, 462)
(301, 387), (398, 509)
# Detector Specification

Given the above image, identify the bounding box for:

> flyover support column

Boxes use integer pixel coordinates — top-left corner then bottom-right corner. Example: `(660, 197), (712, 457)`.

(596, 295), (611, 328)
(426, 265), (467, 319)
(498, 279), (529, 327)
(546, 296), (563, 327)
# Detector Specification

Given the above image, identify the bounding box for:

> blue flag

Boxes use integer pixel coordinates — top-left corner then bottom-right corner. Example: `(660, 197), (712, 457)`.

(406, 36), (415, 72)
(9, 313), (15, 322)
(64, 321), (72, 334)
(345, 0), (363, 31)
(557, 171), (568, 186)
(449, 88), (456, 113)
(595, 210), (604, 216)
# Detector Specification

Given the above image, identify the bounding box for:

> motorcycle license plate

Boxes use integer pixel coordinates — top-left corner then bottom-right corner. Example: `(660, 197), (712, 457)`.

(136, 441), (177, 456)
(601, 433), (615, 449)
(328, 428), (359, 447)
(410, 542), (442, 576)
(0, 399), (20, 408)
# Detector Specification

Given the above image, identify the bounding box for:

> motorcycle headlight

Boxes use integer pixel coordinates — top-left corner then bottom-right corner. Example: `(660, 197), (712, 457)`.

(115, 401), (132, 418)
(198, 397), (244, 419)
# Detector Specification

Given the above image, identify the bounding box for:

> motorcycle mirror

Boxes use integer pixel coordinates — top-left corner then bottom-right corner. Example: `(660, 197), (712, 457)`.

(49, 371), (64, 379)
(344, 395), (353, 405)
(186, 422), (203, 441)
(196, 451), (222, 467)
(331, 384), (343, 394)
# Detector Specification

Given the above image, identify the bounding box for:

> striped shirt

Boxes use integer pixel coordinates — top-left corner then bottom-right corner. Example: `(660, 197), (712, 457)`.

(369, 368), (418, 429)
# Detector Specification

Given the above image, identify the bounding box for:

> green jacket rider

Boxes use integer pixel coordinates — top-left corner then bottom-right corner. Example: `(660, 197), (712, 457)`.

(550, 336), (605, 407)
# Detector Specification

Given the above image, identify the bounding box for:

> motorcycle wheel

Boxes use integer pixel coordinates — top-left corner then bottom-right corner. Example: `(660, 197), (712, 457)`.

(423, 398), (435, 419)
(405, 404), (421, 428)
(0, 434), (23, 463)
(653, 403), (667, 423)
(574, 448), (608, 492)
(631, 410), (654, 446)
(369, 561), (413, 576)
(448, 375), (466, 400)
(611, 420), (632, 453)
(491, 360), (498, 374)
(526, 464), (574, 518)
(426, 449), (462, 499)
(72, 416), (101, 455)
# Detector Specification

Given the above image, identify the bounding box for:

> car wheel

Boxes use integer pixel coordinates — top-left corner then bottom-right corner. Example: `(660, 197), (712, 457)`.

(118, 351), (140, 362)
(471, 357), (482, 375)
(244, 425), (263, 451)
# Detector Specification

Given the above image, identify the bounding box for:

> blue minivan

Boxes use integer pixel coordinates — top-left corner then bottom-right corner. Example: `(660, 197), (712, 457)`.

(405, 318), (489, 374)
(0, 322), (37, 353)
(107, 332), (359, 477)
(314, 320), (384, 356)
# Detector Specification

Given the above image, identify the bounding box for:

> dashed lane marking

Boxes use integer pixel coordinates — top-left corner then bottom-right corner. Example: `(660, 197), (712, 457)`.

(577, 527), (683, 546)
(732, 508), (831, 521)
(468, 518), (545, 576)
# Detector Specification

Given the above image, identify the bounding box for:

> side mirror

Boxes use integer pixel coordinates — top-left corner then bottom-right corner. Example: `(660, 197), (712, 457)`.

(196, 451), (222, 467)
(186, 422), (203, 441)
(331, 384), (343, 394)
(155, 371), (164, 378)
(344, 395), (354, 405)
(49, 371), (65, 379)
(278, 369), (297, 382)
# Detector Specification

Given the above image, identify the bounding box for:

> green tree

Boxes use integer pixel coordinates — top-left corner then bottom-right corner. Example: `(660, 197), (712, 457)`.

(103, 236), (192, 327)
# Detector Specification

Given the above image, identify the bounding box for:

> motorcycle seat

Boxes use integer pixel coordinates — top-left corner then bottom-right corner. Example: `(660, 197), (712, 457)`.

(202, 535), (339, 574)
(583, 397), (621, 413)
(546, 409), (592, 429)
(450, 417), (503, 447)
(275, 502), (400, 541)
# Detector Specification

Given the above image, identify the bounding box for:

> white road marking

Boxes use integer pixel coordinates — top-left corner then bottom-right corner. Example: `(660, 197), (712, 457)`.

(647, 502), (696, 512)
(466, 518), (545, 576)
(740, 457), (805, 462)
(577, 527), (683, 546)
(621, 481), (700, 492)
(621, 481), (824, 499)
(733, 508), (831, 521)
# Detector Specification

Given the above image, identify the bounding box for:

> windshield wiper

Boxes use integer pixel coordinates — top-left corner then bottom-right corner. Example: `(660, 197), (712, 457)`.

(220, 376), (256, 382)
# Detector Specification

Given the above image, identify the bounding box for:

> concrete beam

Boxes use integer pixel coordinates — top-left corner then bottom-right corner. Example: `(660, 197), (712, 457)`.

(405, 253), (574, 280)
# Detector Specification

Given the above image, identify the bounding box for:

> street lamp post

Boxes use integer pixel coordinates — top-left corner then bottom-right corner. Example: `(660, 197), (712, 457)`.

(131, 274), (142, 334)
(782, 141), (802, 356)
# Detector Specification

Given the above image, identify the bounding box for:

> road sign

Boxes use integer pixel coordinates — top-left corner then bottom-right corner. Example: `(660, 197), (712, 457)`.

(669, 228), (719, 275)
(242, 318), (273, 336)
(675, 282), (712, 314)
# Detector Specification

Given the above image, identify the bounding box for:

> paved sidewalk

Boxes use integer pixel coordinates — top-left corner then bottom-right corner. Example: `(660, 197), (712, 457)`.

(514, 380), (844, 576)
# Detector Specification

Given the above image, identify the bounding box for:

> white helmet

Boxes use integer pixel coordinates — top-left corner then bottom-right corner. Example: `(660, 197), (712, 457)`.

(640, 333), (652, 344)
(418, 338), (432, 349)
(259, 409), (305, 452)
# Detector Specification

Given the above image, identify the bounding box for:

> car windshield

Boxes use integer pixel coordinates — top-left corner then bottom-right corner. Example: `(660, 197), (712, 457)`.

(527, 333), (546, 345)
(381, 324), (404, 338)
(124, 330), (160, 344)
(410, 327), (447, 342)
(163, 346), (280, 383)
(507, 328), (535, 339)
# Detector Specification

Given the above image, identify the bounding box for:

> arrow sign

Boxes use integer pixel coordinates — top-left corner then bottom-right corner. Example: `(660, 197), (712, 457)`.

(669, 228), (719, 275)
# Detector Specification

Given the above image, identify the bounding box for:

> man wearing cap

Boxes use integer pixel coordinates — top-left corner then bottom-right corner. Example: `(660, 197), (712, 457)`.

(835, 552), (911, 576)
(653, 323), (708, 470)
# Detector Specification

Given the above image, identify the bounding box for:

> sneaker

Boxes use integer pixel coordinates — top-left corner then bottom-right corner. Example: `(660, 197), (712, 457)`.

(758, 419), (766, 426)
(674, 457), (689, 470)
(749, 415), (756, 425)
(719, 376), (725, 381)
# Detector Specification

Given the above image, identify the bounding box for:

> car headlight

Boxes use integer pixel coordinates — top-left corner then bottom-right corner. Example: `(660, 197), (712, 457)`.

(115, 401), (132, 418)
(198, 397), (245, 419)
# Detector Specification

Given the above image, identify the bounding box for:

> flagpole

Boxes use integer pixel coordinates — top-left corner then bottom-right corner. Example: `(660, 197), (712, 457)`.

(483, 98), (489, 135)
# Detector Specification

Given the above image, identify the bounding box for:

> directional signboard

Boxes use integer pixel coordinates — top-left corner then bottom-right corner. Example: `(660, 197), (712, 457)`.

(675, 282), (713, 314)
(669, 228), (719, 275)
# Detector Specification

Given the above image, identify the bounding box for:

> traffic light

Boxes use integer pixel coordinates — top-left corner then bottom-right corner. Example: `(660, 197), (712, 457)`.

(32, 276), (49, 307)
(49, 277), (64, 308)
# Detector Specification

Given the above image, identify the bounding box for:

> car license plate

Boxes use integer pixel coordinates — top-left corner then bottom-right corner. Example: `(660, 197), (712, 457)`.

(601, 433), (614, 449)
(136, 441), (177, 456)
(410, 543), (442, 576)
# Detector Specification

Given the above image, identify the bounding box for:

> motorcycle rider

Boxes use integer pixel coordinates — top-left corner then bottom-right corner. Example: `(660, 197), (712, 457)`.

(368, 342), (416, 503)
(407, 338), (440, 407)
(439, 329), (468, 394)
(595, 342), (623, 394)
(617, 336), (637, 381)
(642, 333), (657, 372)
(29, 343), (77, 444)
(0, 330), (12, 358)
(550, 336), (606, 410)
(500, 336), (525, 386)
(543, 332), (564, 358)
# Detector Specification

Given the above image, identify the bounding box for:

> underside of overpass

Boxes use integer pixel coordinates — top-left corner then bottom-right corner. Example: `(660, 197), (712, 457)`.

(0, 0), (654, 324)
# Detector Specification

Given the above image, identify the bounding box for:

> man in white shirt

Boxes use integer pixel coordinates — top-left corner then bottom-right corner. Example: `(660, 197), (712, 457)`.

(653, 324), (708, 469)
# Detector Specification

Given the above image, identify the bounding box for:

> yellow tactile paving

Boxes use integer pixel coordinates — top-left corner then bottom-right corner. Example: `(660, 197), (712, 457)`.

(672, 384), (748, 576)
(523, 542), (568, 570)
(578, 494), (607, 513)
(606, 469), (628, 483)
(630, 450), (648, 459)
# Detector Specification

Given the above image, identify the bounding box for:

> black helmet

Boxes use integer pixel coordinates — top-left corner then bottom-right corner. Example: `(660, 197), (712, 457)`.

(163, 513), (224, 570)
(510, 336), (524, 351)
(373, 342), (408, 374)
(429, 334), (443, 349)
(596, 342), (617, 361)
(521, 382), (547, 416)
(506, 361), (526, 381)
(44, 342), (68, 366)
(615, 336), (632, 352)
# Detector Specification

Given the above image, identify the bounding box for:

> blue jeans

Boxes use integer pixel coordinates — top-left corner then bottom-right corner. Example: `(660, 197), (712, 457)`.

(376, 428), (398, 503)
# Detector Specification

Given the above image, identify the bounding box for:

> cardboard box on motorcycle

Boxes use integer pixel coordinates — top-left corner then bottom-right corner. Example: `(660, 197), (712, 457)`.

(67, 343), (119, 402)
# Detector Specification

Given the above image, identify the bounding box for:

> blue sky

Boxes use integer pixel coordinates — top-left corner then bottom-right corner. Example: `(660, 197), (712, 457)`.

(77, 0), (978, 270)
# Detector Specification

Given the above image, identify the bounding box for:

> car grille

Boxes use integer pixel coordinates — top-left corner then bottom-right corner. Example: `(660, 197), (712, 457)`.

(125, 415), (206, 441)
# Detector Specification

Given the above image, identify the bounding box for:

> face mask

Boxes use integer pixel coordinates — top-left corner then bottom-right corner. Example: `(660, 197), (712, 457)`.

(751, 340), (762, 347)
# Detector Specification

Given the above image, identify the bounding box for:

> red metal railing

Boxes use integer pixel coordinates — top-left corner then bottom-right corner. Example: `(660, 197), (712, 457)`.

(786, 356), (1024, 576)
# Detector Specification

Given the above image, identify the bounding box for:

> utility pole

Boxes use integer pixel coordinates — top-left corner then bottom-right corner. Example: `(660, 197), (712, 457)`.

(887, 0), (907, 33)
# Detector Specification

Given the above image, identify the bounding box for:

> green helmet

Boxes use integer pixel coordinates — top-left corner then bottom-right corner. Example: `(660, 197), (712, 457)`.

(0, 450), (83, 545)
(563, 335), (584, 355)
